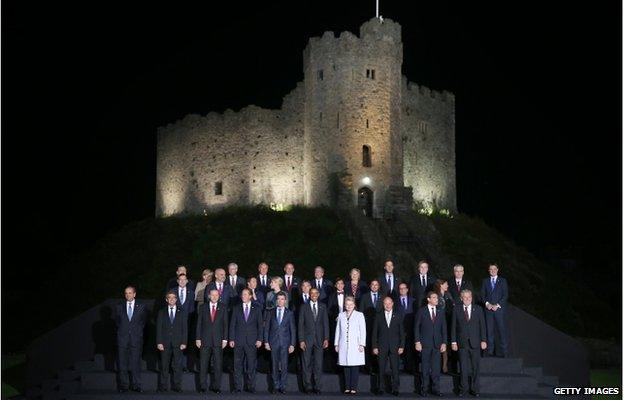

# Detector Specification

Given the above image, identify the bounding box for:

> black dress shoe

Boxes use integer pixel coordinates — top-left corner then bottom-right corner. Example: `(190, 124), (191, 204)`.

(269, 388), (276, 394)
(245, 388), (256, 393)
(131, 387), (142, 393)
(431, 391), (442, 397)
(457, 392), (465, 397)
(392, 390), (400, 396)
(418, 390), (428, 397)
(118, 388), (129, 393)
(198, 388), (207, 393)
(212, 388), (222, 394)
(278, 388), (286, 394)
(313, 389), (322, 394)
(375, 389), (384, 395)
(232, 389), (242, 393)
(469, 391), (479, 397)
(173, 387), (182, 392)
(157, 387), (168, 392)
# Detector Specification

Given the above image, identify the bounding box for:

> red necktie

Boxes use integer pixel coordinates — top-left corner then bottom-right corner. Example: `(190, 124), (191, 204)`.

(431, 308), (436, 322)
(218, 284), (223, 295)
(464, 306), (470, 322)
(287, 276), (291, 291)
(211, 304), (217, 322)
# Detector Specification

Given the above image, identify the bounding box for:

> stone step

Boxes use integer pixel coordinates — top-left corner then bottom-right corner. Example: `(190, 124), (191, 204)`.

(480, 357), (523, 374)
(58, 368), (81, 381)
(69, 391), (550, 399)
(74, 360), (99, 372)
(541, 375), (559, 386)
(522, 366), (543, 380)
(80, 370), (539, 395)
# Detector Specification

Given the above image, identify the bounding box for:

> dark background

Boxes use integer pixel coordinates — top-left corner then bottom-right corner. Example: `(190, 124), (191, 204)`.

(2, 1), (621, 351)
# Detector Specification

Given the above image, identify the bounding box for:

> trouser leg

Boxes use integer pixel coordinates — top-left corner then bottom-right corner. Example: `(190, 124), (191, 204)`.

(245, 344), (258, 390)
(301, 343), (313, 390)
(159, 345), (172, 389)
(199, 347), (210, 390)
(458, 348), (470, 393)
(485, 311), (496, 355)
(470, 348), (481, 392)
(430, 349), (441, 393)
(129, 341), (142, 388)
(212, 346), (223, 390)
(494, 310), (508, 355)
(389, 351), (400, 391)
(171, 345), (183, 389)
(312, 344), (323, 390)
(117, 343), (130, 389)
(233, 346), (244, 390)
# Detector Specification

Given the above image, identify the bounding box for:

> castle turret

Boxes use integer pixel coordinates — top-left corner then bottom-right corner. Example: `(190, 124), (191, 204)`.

(302, 18), (404, 216)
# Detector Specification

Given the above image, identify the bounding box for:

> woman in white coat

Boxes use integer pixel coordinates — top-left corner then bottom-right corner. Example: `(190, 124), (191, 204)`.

(334, 296), (366, 394)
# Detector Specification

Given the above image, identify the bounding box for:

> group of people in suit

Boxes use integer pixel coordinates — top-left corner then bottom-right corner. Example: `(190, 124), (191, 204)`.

(115, 260), (509, 397)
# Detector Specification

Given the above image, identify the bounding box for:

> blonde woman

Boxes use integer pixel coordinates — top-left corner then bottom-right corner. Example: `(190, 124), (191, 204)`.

(194, 269), (214, 305)
(334, 296), (366, 394)
(265, 276), (289, 311)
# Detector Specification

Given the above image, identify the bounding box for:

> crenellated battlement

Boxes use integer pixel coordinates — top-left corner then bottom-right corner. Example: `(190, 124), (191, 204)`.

(156, 17), (455, 217)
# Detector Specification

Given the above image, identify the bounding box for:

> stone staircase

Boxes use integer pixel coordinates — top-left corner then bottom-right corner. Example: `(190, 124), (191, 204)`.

(26, 352), (574, 399)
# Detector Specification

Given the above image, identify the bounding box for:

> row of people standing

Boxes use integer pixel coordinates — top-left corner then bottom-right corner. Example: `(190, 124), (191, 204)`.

(116, 260), (509, 396)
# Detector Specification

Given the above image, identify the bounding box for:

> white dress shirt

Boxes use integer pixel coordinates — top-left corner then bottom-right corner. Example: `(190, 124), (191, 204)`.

(385, 310), (392, 327)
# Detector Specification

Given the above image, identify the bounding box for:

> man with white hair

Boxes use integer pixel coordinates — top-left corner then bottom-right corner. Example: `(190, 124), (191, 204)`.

(448, 264), (473, 304)
(226, 262), (246, 295)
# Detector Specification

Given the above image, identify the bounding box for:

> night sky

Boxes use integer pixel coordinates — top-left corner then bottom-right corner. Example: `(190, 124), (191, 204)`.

(3, 0), (621, 338)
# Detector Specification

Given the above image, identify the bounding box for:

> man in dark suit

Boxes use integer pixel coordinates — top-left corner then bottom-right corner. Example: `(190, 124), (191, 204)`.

(298, 288), (329, 394)
(226, 262), (247, 296)
(409, 261), (436, 308)
(115, 286), (148, 392)
(448, 264), (474, 305)
(247, 276), (265, 308)
(196, 289), (228, 393)
(359, 279), (384, 393)
(156, 291), (188, 392)
(451, 289), (487, 397)
(173, 273), (195, 370)
(257, 262), (272, 295)
(480, 263), (509, 357)
(206, 268), (235, 308)
(372, 296), (405, 396)
(291, 280), (312, 314)
(327, 277), (347, 319)
(395, 283), (417, 374)
(414, 291), (448, 397)
(229, 288), (264, 393)
(380, 260), (400, 299)
(264, 292), (296, 394)
(166, 265), (196, 292)
(173, 274), (195, 315)
(312, 266), (333, 303)
(281, 262), (301, 299)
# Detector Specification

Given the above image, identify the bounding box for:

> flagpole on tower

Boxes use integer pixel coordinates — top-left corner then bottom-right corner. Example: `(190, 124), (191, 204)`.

(376, 0), (379, 18)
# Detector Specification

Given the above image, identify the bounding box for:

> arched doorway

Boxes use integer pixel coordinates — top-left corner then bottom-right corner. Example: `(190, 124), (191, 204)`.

(358, 187), (373, 217)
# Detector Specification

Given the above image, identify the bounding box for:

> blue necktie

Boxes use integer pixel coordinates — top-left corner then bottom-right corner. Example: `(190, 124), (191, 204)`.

(402, 297), (407, 309)
(169, 307), (174, 323)
(278, 308), (283, 325)
(373, 293), (377, 306)
(491, 277), (496, 290)
(127, 303), (133, 321)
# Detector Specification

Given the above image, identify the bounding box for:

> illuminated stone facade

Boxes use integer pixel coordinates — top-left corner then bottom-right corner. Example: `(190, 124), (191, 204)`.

(156, 18), (455, 217)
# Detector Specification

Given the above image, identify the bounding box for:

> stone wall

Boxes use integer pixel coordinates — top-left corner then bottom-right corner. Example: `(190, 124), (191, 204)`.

(401, 80), (456, 211)
(156, 18), (456, 217)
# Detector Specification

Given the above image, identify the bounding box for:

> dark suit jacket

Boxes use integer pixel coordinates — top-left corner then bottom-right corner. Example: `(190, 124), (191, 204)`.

(172, 286), (195, 314)
(448, 279), (474, 304)
(395, 296), (416, 339)
(297, 302), (329, 346)
(311, 278), (333, 302)
(226, 275), (246, 295)
(480, 276), (508, 308)
(115, 301), (148, 346)
(229, 302), (263, 346)
(451, 304), (486, 349)
(359, 291), (384, 319)
(291, 292), (313, 315)
(346, 280), (368, 304)
(156, 306), (188, 346)
(379, 274), (400, 298)
(327, 292), (346, 318)
(264, 307), (296, 347)
(196, 302), (229, 347)
(409, 274), (436, 307)
(280, 275), (301, 297)
(414, 305), (447, 349)
(257, 274), (272, 294)
(372, 310), (406, 351)
(206, 282), (235, 306)
(251, 289), (265, 308)
(167, 277), (196, 292)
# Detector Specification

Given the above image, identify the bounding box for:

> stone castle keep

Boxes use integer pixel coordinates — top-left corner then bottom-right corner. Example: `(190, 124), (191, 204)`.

(156, 18), (456, 217)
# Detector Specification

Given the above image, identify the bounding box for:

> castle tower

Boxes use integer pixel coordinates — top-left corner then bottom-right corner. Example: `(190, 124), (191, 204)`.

(302, 18), (404, 216)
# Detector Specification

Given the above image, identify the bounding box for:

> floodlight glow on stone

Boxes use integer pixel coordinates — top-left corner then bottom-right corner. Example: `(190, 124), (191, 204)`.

(362, 177), (371, 185)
